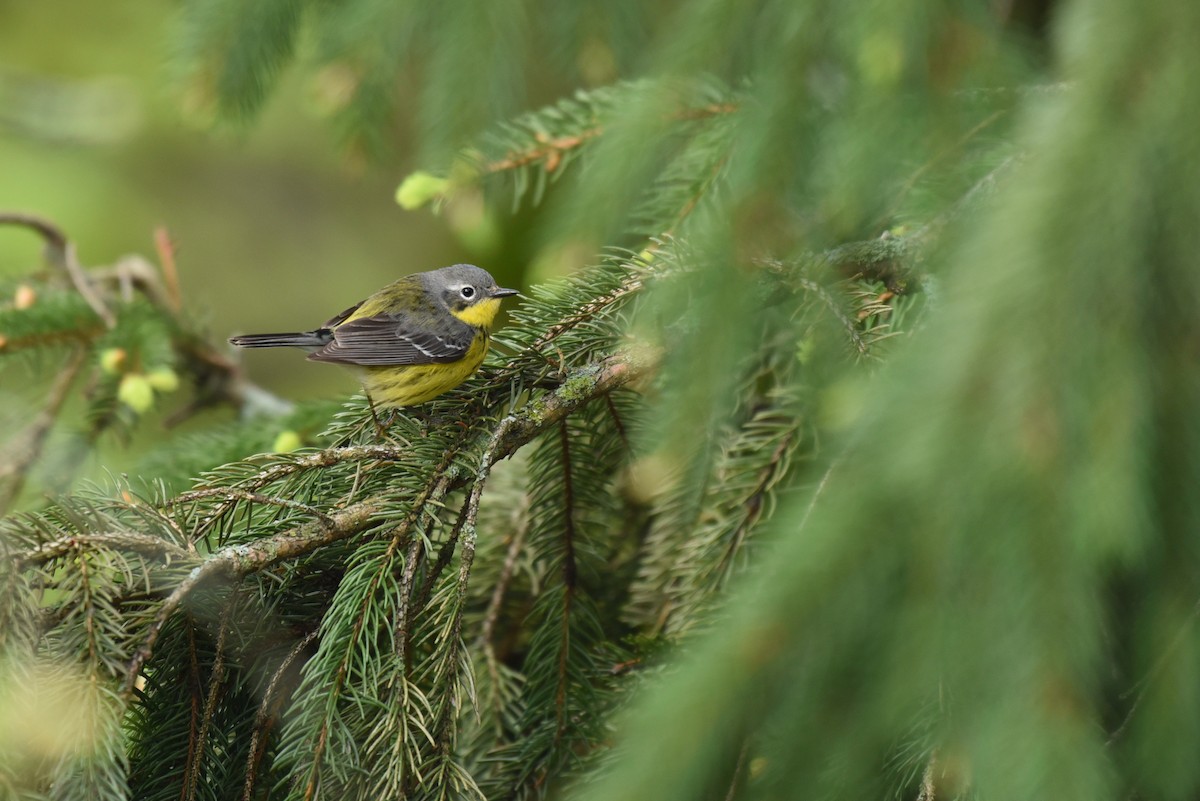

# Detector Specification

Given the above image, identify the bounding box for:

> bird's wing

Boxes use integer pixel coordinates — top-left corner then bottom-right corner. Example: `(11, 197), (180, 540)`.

(322, 300), (365, 329)
(307, 313), (475, 366)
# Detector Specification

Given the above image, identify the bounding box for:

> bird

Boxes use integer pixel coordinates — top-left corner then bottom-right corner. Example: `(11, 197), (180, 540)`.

(229, 264), (519, 409)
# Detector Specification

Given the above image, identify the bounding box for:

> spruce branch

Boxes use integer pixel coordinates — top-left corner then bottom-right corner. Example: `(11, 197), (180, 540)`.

(713, 425), (797, 582)
(301, 522), (413, 801)
(164, 487), (336, 531)
(479, 513), (529, 655)
(183, 592), (235, 801)
(911, 154), (1021, 246)
(416, 496), (473, 612)
(171, 444), (409, 542)
(428, 440), (496, 752)
(554, 420), (579, 740)
(1106, 595), (1200, 747)
(121, 499), (384, 697)
(241, 629), (318, 801)
(182, 620), (202, 800)
(16, 530), (190, 568)
(394, 472), (454, 662)
(477, 101), (737, 177)
(481, 128), (603, 176)
(476, 91), (735, 177)
(878, 109), (1008, 228)
(524, 270), (648, 363)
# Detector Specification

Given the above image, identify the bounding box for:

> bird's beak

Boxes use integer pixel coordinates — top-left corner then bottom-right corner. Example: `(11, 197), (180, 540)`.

(492, 287), (521, 298)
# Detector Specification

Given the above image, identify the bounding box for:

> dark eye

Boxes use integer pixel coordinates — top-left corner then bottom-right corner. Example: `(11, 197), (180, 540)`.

(460, 286), (475, 299)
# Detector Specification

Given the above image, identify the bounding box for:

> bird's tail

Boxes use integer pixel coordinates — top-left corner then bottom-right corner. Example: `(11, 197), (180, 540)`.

(229, 331), (329, 349)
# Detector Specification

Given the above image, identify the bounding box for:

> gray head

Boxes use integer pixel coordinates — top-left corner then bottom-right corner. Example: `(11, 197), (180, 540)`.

(421, 264), (519, 314)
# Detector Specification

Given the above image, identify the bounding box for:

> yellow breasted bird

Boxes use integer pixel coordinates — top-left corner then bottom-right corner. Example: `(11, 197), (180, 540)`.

(229, 264), (519, 408)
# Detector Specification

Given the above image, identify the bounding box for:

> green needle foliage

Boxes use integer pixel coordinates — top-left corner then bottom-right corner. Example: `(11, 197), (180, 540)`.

(2, 0), (1199, 800)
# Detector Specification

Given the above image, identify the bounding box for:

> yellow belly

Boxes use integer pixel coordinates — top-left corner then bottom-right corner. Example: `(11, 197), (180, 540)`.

(359, 331), (489, 407)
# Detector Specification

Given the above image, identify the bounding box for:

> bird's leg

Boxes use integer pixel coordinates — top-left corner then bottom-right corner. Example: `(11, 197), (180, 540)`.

(366, 395), (410, 442)
(367, 393), (387, 439)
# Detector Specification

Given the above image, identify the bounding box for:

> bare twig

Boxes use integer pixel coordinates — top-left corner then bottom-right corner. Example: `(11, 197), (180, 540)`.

(0, 347), (88, 512)
(91, 255), (176, 312)
(153, 226), (183, 312)
(916, 752), (938, 801)
(0, 212), (69, 254)
(0, 211), (295, 428)
(0, 212), (114, 326)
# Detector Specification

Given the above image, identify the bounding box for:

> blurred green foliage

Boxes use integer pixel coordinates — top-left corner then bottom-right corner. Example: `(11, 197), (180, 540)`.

(5, 0), (1200, 800)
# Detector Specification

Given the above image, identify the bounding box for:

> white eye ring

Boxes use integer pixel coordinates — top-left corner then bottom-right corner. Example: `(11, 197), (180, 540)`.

(460, 286), (476, 299)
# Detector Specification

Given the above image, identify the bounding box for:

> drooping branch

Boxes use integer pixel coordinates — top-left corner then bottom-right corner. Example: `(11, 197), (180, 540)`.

(555, 420), (578, 738)
(121, 499), (384, 696)
(241, 629), (317, 801)
(183, 592), (237, 801)
(393, 472), (454, 661)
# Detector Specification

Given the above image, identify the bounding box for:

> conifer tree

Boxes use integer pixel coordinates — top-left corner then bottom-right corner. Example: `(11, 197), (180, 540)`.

(3, 0), (1200, 800)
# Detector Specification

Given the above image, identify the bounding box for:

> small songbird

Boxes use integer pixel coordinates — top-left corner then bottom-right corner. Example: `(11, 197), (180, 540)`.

(229, 264), (519, 408)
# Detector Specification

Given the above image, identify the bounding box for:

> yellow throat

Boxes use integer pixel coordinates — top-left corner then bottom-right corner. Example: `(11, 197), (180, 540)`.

(451, 297), (503, 329)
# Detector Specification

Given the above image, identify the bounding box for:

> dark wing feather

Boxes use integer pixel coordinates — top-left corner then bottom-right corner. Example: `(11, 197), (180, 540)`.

(322, 301), (365, 329)
(307, 313), (474, 366)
